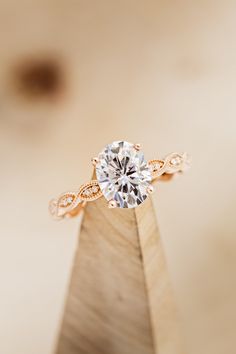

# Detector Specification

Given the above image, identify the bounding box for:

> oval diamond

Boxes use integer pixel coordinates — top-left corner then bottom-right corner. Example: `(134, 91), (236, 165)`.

(96, 141), (152, 208)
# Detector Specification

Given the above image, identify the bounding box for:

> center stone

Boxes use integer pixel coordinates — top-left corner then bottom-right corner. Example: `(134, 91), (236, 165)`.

(96, 141), (152, 208)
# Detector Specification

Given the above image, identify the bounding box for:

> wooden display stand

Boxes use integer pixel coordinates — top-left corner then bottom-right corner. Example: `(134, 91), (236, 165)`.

(55, 194), (184, 354)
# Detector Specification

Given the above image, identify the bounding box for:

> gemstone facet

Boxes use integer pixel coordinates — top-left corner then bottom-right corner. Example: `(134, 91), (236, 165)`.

(96, 141), (152, 208)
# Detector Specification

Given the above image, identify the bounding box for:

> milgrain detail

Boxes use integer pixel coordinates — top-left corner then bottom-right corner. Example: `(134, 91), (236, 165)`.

(49, 152), (190, 220)
(148, 152), (191, 180)
(79, 180), (103, 201)
(49, 192), (81, 220)
(49, 180), (102, 220)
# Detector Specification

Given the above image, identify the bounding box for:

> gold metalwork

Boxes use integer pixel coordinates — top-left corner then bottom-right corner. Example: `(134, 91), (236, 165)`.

(49, 151), (190, 220)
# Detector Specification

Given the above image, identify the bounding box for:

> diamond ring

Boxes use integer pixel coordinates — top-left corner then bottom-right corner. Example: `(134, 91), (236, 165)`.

(49, 140), (190, 220)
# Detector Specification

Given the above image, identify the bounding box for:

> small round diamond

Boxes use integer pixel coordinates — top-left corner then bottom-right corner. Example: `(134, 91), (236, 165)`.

(96, 141), (152, 208)
(170, 156), (181, 166)
(92, 186), (99, 193)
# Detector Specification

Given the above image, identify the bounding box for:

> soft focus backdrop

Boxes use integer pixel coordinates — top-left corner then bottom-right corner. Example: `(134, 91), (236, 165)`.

(0, 1), (235, 354)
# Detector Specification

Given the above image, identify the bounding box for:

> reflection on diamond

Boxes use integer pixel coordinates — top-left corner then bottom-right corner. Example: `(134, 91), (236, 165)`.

(96, 141), (152, 208)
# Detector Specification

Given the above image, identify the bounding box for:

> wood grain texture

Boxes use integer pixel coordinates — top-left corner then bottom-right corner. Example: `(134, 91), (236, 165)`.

(56, 195), (184, 354)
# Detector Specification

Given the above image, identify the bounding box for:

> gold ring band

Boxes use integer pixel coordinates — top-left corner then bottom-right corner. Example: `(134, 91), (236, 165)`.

(49, 141), (190, 220)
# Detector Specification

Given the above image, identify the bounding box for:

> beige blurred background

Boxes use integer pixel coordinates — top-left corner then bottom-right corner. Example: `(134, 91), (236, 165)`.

(0, 0), (235, 353)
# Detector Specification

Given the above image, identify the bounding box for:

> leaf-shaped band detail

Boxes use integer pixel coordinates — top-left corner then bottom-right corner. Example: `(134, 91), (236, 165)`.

(49, 180), (102, 220)
(49, 153), (191, 220)
(79, 180), (103, 201)
(149, 152), (191, 180)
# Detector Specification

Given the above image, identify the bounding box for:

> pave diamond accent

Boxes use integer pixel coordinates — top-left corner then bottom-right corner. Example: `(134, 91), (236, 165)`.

(58, 194), (76, 208)
(79, 180), (103, 201)
(96, 141), (152, 208)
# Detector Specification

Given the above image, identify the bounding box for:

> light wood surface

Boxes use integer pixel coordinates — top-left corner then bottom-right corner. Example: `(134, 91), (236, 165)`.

(1, 2), (236, 354)
(56, 195), (183, 354)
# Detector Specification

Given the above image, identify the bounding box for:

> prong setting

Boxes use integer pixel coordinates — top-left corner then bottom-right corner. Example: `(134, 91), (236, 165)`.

(108, 200), (117, 209)
(146, 185), (154, 194)
(134, 143), (141, 151)
(49, 140), (190, 220)
(91, 157), (99, 166)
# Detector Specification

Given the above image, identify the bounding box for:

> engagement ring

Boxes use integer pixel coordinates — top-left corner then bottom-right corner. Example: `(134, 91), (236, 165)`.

(49, 140), (190, 220)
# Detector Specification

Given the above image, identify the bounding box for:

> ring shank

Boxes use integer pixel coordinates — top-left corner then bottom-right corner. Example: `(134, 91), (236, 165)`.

(49, 152), (190, 220)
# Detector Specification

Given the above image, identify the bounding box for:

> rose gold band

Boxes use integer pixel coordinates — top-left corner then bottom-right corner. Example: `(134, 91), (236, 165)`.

(49, 152), (190, 220)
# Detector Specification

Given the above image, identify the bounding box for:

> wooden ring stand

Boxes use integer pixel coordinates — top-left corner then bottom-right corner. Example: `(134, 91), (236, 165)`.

(55, 194), (184, 354)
